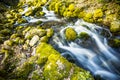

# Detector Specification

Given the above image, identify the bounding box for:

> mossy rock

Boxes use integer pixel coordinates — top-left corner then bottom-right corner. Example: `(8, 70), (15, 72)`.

(78, 11), (86, 18)
(110, 21), (120, 33)
(93, 9), (103, 22)
(68, 4), (75, 11)
(65, 27), (77, 41)
(83, 13), (94, 23)
(93, 9), (103, 19)
(78, 32), (90, 40)
(36, 42), (59, 65)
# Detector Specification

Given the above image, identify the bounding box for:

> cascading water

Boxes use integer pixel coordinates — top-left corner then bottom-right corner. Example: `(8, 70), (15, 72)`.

(21, 5), (120, 80)
(52, 20), (120, 80)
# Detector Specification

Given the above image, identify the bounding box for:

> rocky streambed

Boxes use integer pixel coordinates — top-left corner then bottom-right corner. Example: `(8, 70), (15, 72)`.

(0, 0), (120, 80)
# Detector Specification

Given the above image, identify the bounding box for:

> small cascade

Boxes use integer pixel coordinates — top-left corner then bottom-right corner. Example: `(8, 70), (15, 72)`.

(52, 19), (120, 80)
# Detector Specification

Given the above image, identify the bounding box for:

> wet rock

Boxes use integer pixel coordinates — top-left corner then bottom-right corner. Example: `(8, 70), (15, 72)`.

(29, 35), (39, 46)
(65, 27), (77, 41)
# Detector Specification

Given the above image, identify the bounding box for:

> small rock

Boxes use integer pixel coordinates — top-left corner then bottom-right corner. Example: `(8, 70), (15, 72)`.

(29, 35), (39, 46)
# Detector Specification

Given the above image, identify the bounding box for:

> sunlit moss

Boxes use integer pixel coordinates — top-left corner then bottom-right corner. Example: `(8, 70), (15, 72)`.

(110, 21), (120, 32)
(93, 9), (103, 22)
(78, 11), (86, 18)
(68, 4), (75, 11)
(65, 27), (77, 41)
(83, 13), (94, 23)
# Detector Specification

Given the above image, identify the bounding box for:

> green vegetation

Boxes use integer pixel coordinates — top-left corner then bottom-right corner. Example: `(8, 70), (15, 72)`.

(65, 27), (77, 41)
(78, 32), (90, 40)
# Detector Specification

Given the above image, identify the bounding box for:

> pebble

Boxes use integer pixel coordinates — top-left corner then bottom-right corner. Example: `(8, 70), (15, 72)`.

(29, 35), (39, 46)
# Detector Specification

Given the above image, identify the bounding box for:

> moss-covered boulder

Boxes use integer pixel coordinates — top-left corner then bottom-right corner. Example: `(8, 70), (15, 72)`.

(93, 9), (103, 22)
(78, 32), (90, 40)
(65, 27), (77, 41)
(83, 13), (94, 23)
(36, 43), (94, 80)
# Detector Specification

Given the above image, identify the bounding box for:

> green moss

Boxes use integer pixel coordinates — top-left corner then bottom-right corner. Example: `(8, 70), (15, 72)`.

(40, 36), (48, 42)
(13, 60), (35, 79)
(13, 37), (21, 44)
(25, 7), (33, 16)
(68, 4), (75, 11)
(93, 9), (103, 22)
(78, 32), (90, 40)
(83, 13), (94, 23)
(17, 18), (27, 24)
(48, 2), (56, 11)
(65, 27), (77, 41)
(94, 9), (103, 18)
(18, 8), (24, 13)
(46, 28), (54, 37)
(54, 2), (62, 13)
(59, 5), (66, 16)
(109, 38), (120, 47)
(78, 11), (86, 18)
(0, 29), (11, 35)
(110, 21), (120, 32)
(71, 67), (94, 80)
(35, 11), (45, 17)
(36, 43), (59, 65)
(30, 70), (42, 80)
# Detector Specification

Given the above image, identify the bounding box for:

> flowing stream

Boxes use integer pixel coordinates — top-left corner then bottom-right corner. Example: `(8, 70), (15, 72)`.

(21, 6), (120, 80)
